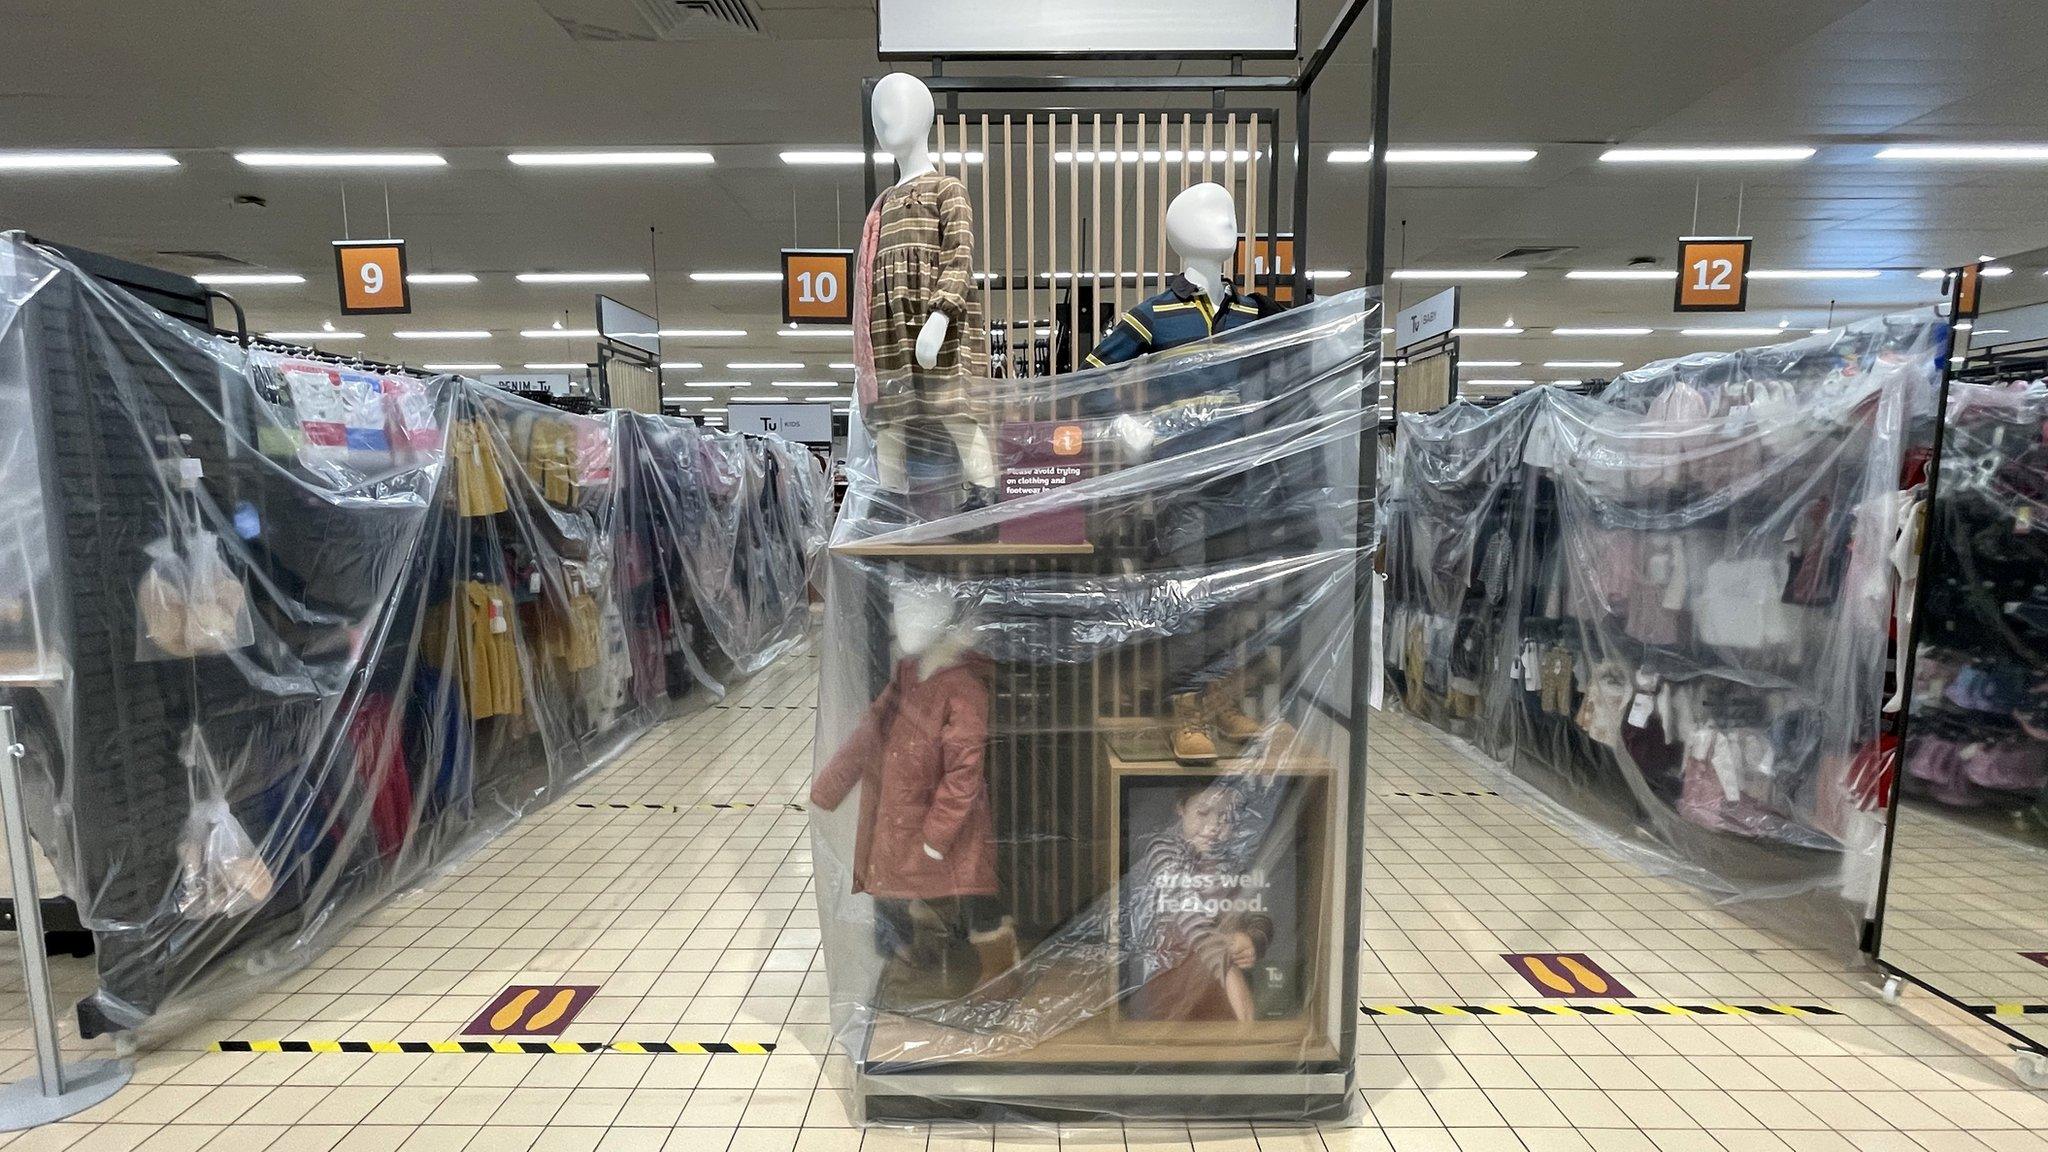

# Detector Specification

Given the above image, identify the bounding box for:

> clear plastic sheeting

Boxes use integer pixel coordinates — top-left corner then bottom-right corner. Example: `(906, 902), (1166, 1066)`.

(1381, 315), (1945, 947)
(0, 233), (828, 1040)
(810, 289), (1379, 1124)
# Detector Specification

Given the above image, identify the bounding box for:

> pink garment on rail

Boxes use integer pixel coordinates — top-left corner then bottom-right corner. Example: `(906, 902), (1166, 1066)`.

(852, 201), (884, 408)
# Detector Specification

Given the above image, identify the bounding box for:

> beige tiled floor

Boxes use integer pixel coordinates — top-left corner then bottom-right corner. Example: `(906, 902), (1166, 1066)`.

(0, 659), (2043, 1151)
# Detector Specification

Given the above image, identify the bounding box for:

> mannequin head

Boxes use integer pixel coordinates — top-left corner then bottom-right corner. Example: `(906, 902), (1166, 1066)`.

(1165, 183), (1240, 269)
(890, 583), (956, 658)
(872, 73), (936, 174)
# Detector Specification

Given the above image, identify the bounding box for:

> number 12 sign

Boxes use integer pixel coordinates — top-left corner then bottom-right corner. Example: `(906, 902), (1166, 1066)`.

(782, 249), (854, 325)
(1674, 236), (1751, 313)
(333, 239), (411, 316)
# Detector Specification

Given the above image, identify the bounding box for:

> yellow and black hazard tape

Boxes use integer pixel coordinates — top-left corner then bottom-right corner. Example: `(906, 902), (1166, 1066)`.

(1970, 1003), (2048, 1017)
(213, 1039), (775, 1055)
(1359, 1002), (1837, 1018)
(1388, 790), (1500, 798)
(572, 801), (805, 814)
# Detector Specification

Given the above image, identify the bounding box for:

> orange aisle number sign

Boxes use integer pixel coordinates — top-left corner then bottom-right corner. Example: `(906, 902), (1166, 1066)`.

(333, 239), (411, 316)
(1954, 263), (1983, 320)
(1233, 233), (1297, 303)
(782, 249), (855, 325)
(1673, 236), (1751, 313)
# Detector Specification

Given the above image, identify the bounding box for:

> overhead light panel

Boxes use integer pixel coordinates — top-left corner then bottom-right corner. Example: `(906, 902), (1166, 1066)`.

(781, 150), (869, 165)
(520, 328), (599, 338)
(692, 271), (783, 282)
(1680, 327), (1792, 337)
(779, 327), (852, 337)
(1465, 378), (1535, 386)
(1451, 326), (1524, 336)
(392, 330), (492, 340)
(1459, 360), (1523, 368)
(661, 328), (748, 338)
(1600, 146), (1814, 163)
(660, 361), (704, 370)
(265, 330), (364, 340)
(193, 272), (305, 285)
(1391, 269), (1527, 281)
(732, 395), (788, 402)
(1550, 327), (1653, 336)
(774, 381), (843, 389)
(1746, 269), (1882, 280)
(1544, 360), (1624, 369)
(523, 362), (586, 370)
(0, 150), (180, 171)
(828, 361), (856, 370)
(235, 151), (447, 168)
(507, 150), (714, 166)
(1307, 270), (1352, 281)
(1567, 269), (1676, 281)
(1877, 144), (2048, 162)
(407, 272), (478, 284)
(516, 272), (650, 284)
(1383, 148), (1537, 164)
(420, 363), (501, 372)
(728, 361), (803, 370)
(683, 381), (749, 389)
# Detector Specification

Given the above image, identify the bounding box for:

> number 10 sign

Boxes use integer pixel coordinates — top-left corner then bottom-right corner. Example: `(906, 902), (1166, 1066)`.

(782, 249), (854, 325)
(333, 239), (411, 316)
(1673, 236), (1751, 313)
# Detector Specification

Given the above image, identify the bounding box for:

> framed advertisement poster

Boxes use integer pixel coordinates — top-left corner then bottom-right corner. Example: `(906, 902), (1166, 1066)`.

(1107, 752), (1332, 1042)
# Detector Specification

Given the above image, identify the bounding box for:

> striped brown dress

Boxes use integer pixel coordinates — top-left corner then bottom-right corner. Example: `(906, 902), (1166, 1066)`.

(860, 170), (990, 427)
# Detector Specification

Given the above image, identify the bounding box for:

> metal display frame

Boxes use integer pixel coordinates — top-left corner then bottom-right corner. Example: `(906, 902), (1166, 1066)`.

(842, 0), (1391, 1121)
(1865, 264), (2048, 1085)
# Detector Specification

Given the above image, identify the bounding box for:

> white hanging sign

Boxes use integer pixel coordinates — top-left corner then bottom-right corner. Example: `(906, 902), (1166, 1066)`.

(878, 0), (1298, 58)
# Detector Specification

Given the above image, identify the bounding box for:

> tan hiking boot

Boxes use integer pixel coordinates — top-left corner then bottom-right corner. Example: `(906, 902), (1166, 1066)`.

(1204, 679), (1263, 742)
(1171, 693), (1219, 764)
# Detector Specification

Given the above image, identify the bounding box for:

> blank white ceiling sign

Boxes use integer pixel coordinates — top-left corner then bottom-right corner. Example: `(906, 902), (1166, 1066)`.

(876, 0), (1296, 56)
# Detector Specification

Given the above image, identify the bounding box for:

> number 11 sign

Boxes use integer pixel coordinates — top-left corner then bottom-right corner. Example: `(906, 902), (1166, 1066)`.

(1674, 236), (1751, 313)
(782, 249), (854, 325)
(333, 239), (411, 316)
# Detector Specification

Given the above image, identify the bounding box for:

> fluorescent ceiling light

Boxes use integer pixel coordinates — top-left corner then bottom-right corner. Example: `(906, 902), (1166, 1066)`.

(516, 272), (649, 284)
(520, 328), (599, 338)
(1550, 379), (1585, 386)
(523, 362), (586, 370)
(728, 361), (803, 370)
(779, 327), (851, 337)
(781, 150), (869, 165)
(1877, 144), (2048, 162)
(265, 330), (364, 340)
(833, 408), (850, 415)
(1383, 148), (1536, 164)
(420, 363), (500, 371)
(660, 361), (704, 370)
(1308, 270), (1352, 281)
(1550, 327), (1653, 336)
(507, 150), (714, 166)
(235, 151), (446, 168)
(1746, 269), (1881, 280)
(1680, 327), (1792, 337)
(193, 272), (304, 285)
(1460, 360), (1523, 368)
(828, 361), (856, 370)
(1567, 269), (1676, 281)
(392, 330), (492, 340)
(407, 272), (478, 284)
(733, 395), (788, 402)
(683, 381), (749, 389)
(773, 381), (843, 389)
(1544, 360), (1624, 369)
(1452, 326), (1524, 336)
(1600, 146), (1814, 163)
(661, 328), (747, 338)
(1465, 379), (1534, 386)
(692, 271), (783, 282)
(0, 150), (179, 171)
(1392, 269), (1527, 280)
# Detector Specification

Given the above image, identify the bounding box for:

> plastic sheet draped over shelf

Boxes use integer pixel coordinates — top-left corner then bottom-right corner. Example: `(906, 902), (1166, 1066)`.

(0, 232), (829, 1040)
(1379, 314), (1946, 949)
(811, 289), (1380, 1123)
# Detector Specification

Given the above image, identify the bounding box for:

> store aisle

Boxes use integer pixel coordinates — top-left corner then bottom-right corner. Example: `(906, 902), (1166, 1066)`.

(6, 663), (2046, 1152)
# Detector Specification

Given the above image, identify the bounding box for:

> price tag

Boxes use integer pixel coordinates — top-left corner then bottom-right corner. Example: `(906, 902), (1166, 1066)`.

(333, 239), (411, 316)
(1673, 236), (1751, 313)
(782, 249), (855, 325)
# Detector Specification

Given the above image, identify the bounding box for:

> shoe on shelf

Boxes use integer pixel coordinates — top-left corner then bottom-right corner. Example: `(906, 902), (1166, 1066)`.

(1171, 692), (1219, 765)
(1203, 681), (1264, 743)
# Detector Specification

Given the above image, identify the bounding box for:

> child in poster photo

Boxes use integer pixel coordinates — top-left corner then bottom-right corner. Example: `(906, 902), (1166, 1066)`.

(1122, 780), (1276, 1022)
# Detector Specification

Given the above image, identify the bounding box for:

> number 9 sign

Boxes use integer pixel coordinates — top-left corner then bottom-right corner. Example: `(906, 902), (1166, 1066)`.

(333, 239), (412, 315)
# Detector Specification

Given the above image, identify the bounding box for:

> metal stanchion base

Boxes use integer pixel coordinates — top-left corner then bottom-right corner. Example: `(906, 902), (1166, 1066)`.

(0, 1059), (131, 1130)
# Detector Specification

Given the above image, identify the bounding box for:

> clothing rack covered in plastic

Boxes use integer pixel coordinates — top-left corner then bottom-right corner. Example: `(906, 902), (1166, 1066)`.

(0, 233), (829, 1040)
(1379, 314), (1945, 945)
